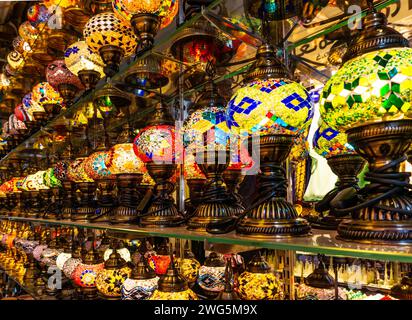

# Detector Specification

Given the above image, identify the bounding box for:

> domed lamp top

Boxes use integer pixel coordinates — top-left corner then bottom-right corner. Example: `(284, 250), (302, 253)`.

(106, 143), (146, 175)
(320, 12), (412, 131)
(112, 0), (178, 30)
(67, 158), (94, 182)
(27, 4), (51, 27)
(313, 120), (356, 159)
(32, 82), (64, 107)
(83, 12), (138, 58)
(84, 151), (115, 180)
(103, 241), (131, 262)
(64, 40), (105, 77)
(43, 168), (62, 188)
(226, 44), (314, 137)
(46, 59), (84, 91)
(238, 254), (284, 300)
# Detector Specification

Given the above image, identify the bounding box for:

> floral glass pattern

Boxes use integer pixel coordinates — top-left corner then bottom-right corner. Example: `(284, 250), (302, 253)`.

(72, 262), (105, 287)
(62, 257), (82, 279)
(237, 271), (284, 300)
(32, 82), (64, 106)
(96, 266), (132, 298)
(197, 265), (226, 293)
(84, 151), (115, 180)
(64, 41), (105, 77)
(106, 143), (146, 175)
(320, 48), (412, 130)
(46, 59), (84, 90)
(226, 79), (313, 136)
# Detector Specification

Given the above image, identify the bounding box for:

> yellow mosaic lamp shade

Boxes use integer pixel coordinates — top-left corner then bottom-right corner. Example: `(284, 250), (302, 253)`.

(227, 78), (314, 136)
(11, 177), (24, 192)
(67, 158), (94, 182)
(96, 264), (132, 299)
(237, 255), (284, 300)
(183, 152), (205, 180)
(175, 256), (201, 284)
(18, 21), (40, 44)
(313, 119), (356, 159)
(112, 0), (178, 29)
(289, 130), (310, 163)
(32, 82), (64, 107)
(83, 12), (138, 58)
(320, 48), (412, 131)
(43, 0), (77, 8)
(150, 288), (198, 300)
(106, 143), (146, 175)
(64, 41), (105, 77)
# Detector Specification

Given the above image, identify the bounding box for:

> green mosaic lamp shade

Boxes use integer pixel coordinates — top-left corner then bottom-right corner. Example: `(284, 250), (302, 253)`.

(320, 48), (412, 131)
(43, 168), (62, 188)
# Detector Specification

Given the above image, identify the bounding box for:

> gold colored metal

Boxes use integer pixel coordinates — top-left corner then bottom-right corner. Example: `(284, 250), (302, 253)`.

(73, 182), (97, 222)
(61, 181), (76, 220)
(99, 45), (125, 77)
(130, 13), (160, 49)
(78, 70), (101, 90)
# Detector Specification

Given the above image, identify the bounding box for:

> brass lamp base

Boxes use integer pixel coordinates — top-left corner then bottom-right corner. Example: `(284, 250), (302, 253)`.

(110, 174), (142, 224)
(25, 191), (41, 218)
(223, 168), (246, 215)
(237, 134), (311, 238)
(78, 70), (101, 90)
(130, 13), (160, 49)
(61, 181), (76, 220)
(187, 150), (236, 232)
(99, 45), (124, 77)
(336, 120), (412, 243)
(44, 187), (62, 220)
(309, 153), (366, 230)
(11, 192), (24, 217)
(72, 182), (97, 222)
(185, 178), (206, 217)
(140, 163), (184, 227)
(32, 112), (48, 126)
(90, 178), (116, 223)
(58, 83), (78, 105)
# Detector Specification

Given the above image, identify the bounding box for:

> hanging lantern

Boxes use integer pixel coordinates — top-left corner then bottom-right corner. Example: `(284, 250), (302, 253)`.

(225, 43), (313, 238)
(96, 249), (132, 299)
(46, 59), (84, 104)
(112, 0), (176, 49)
(319, 10), (412, 243)
(64, 41), (105, 90)
(121, 255), (159, 300)
(83, 12), (138, 77)
(238, 254), (284, 300)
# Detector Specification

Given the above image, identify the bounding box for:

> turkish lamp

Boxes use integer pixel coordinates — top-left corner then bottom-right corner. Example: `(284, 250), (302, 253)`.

(150, 249), (198, 300)
(56, 240), (73, 271)
(65, 41), (105, 90)
(175, 242), (200, 286)
(148, 242), (171, 275)
(215, 258), (240, 300)
(103, 240), (131, 262)
(62, 245), (83, 279)
(319, 9), (412, 243)
(197, 252), (226, 298)
(96, 249), (132, 299)
(238, 254), (284, 300)
(84, 12), (138, 77)
(121, 255), (159, 300)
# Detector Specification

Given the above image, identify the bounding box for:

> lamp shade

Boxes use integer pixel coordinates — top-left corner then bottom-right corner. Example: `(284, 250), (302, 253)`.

(112, 0), (178, 29)
(53, 161), (69, 181)
(7, 51), (25, 71)
(148, 253), (171, 276)
(43, 168), (62, 188)
(18, 21), (40, 44)
(313, 120), (355, 159)
(63, 253), (82, 279)
(84, 151), (115, 181)
(133, 125), (176, 163)
(238, 255), (284, 300)
(27, 4), (50, 27)
(320, 47), (412, 131)
(176, 256), (201, 284)
(56, 251), (72, 271)
(43, 0), (77, 8)
(46, 59), (84, 91)
(22, 171), (49, 191)
(22, 92), (45, 116)
(226, 77), (313, 136)
(67, 158), (94, 182)
(72, 261), (105, 288)
(14, 104), (32, 122)
(83, 12), (137, 57)
(197, 252), (226, 294)
(32, 82), (64, 107)
(13, 36), (32, 54)
(64, 41), (105, 77)
(106, 143), (146, 175)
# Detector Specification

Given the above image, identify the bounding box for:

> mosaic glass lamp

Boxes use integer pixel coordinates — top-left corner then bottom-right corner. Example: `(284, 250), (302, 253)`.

(22, 92), (46, 126)
(133, 102), (184, 227)
(72, 248), (105, 300)
(319, 10), (412, 243)
(148, 242), (171, 275)
(226, 43), (313, 238)
(46, 59), (84, 105)
(43, 168), (63, 220)
(84, 12), (138, 76)
(65, 41), (105, 90)
(197, 252), (226, 298)
(31, 82), (64, 120)
(149, 247), (198, 300)
(121, 254), (159, 300)
(103, 241), (131, 262)
(96, 249), (132, 299)
(62, 245), (83, 279)
(27, 3), (50, 27)
(175, 242), (201, 286)
(112, 0), (176, 49)
(238, 254), (284, 300)
(307, 120), (366, 230)
(183, 152), (206, 217)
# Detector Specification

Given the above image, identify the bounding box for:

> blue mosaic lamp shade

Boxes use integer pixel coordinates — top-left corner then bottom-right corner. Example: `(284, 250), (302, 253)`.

(320, 48), (412, 131)
(226, 78), (314, 136)
(312, 120), (356, 159)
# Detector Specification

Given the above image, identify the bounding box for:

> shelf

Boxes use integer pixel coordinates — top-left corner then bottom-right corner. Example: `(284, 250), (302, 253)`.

(0, 264), (43, 300)
(2, 216), (412, 263)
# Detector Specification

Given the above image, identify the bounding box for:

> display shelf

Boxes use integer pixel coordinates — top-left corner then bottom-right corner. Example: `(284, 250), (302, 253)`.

(0, 265), (43, 300)
(2, 216), (412, 263)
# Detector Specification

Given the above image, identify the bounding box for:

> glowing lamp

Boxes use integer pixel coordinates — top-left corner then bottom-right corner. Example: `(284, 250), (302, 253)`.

(83, 12), (138, 76)
(238, 255), (284, 300)
(148, 243), (171, 275)
(197, 252), (226, 298)
(31, 82), (64, 111)
(84, 151), (115, 181)
(64, 41), (105, 90)
(43, 168), (62, 188)
(7, 51), (24, 71)
(67, 158), (94, 183)
(106, 143), (146, 175)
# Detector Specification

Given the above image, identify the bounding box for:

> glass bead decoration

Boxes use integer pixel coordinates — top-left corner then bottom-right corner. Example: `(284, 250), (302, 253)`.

(83, 12), (137, 58)
(320, 48), (412, 131)
(32, 82), (64, 107)
(313, 120), (356, 158)
(226, 78), (313, 136)
(96, 266), (132, 298)
(64, 41), (105, 77)
(106, 143), (146, 175)
(237, 271), (284, 300)
(84, 151), (115, 180)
